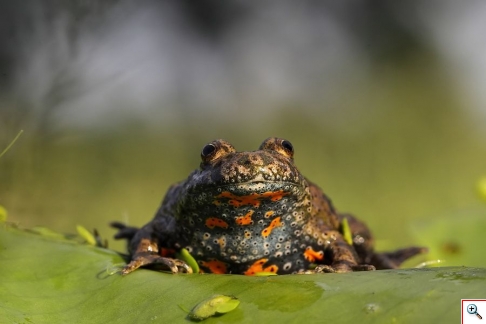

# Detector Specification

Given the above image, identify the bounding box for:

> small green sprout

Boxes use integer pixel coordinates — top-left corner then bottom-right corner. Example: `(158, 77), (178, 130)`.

(188, 294), (240, 321)
(0, 205), (7, 222)
(253, 272), (278, 276)
(76, 225), (97, 246)
(76, 226), (108, 247)
(341, 217), (353, 245)
(478, 177), (486, 202)
(0, 130), (24, 158)
(176, 248), (200, 273)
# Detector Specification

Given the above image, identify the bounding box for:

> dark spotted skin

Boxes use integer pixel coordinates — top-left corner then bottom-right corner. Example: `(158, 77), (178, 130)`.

(112, 138), (426, 275)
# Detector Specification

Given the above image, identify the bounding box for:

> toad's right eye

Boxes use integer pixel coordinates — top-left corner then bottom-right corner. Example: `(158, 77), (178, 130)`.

(201, 144), (216, 157)
(200, 139), (236, 165)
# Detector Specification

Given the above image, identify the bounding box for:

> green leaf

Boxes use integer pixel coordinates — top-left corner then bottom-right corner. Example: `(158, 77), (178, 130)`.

(215, 297), (240, 314)
(0, 205), (7, 222)
(188, 295), (239, 320)
(27, 226), (73, 240)
(0, 223), (485, 323)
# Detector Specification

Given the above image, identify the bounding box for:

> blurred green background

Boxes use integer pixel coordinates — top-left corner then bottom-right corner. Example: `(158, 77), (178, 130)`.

(1, 1), (486, 263)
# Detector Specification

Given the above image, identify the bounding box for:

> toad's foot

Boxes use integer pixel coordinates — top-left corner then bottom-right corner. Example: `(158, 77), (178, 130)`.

(121, 253), (193, 275)
(372, 246), (428, 269)
(110, 221), (139, 241)
(301, 263), (375, 274)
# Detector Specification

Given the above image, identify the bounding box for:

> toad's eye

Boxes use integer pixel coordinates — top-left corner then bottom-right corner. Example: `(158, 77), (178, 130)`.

(200, 139), (236, 165)
(281, 140), (293, 155)
(201, 144), (216, 157)
(259, 137), (294, 159)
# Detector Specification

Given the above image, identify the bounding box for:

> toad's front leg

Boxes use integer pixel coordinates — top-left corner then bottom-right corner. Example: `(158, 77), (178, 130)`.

(112, 221), (192, 275)
(313, 230), (375, 274)
(121, 238), (192, 275)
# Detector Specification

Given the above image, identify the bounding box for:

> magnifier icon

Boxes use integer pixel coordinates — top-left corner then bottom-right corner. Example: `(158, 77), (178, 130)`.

(467, 304), (483, 319)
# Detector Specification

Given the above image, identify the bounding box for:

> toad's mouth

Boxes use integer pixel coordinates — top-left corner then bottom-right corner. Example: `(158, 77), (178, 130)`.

(205, 180), (303, 192)
(206, 181), (305, 208)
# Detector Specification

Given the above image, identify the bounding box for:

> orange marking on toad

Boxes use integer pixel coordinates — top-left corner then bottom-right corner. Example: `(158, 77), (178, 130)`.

(200, 259), (228, 274)
(264, 211), (274, 218)
(216, 237), (226, 249)
(235, 210), (254, 225)
(244, 258), (279, 276)
(303, 247), (324, 262)
(261, 216), (283, 238)
(215, 190), (289, 208)
(205, 217), (229, 229)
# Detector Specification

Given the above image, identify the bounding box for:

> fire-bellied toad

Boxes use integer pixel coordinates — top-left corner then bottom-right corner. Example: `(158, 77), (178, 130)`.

(112, 137), (426, 275)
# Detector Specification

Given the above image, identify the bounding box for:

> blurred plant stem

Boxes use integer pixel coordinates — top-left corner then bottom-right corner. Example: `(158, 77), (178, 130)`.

(0, 130), (23, 158)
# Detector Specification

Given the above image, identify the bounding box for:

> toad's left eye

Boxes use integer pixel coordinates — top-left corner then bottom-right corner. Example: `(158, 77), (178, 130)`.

(259, 137), (294, 159)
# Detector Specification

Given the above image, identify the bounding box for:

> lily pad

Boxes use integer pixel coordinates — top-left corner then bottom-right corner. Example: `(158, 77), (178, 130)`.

(0, 223), (485, 323)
